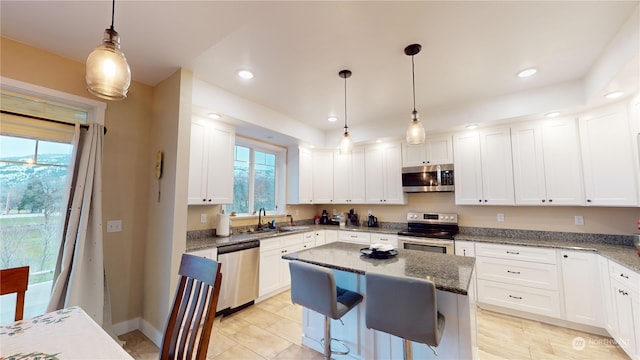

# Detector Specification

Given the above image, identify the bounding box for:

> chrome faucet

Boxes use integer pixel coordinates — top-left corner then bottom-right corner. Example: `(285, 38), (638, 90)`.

(257, 207), (266, 230)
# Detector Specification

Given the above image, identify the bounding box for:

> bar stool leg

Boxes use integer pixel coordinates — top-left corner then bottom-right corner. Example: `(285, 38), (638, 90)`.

(403, 338), (413, 360)
(324, 316), (331, 360)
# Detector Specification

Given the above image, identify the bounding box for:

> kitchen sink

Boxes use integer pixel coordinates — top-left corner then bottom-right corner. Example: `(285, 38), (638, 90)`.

(278, 226), (310, 232)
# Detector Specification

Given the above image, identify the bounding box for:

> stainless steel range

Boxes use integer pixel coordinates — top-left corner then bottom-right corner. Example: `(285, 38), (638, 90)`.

(397, 212), (459, 254)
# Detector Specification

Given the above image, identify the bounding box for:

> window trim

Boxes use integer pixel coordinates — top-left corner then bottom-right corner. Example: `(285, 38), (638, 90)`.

(233, 136), (287, 216)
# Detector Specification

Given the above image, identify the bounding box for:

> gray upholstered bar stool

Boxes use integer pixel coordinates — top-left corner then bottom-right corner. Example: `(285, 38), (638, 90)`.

(289, 261), (363, 360)
(365, 272), (445, 359)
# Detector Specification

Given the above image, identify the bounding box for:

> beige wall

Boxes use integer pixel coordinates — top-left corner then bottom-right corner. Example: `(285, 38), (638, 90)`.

(1, 38), (153, 324)
(142, 69), (192, 341)
(320, 192), (640, 235)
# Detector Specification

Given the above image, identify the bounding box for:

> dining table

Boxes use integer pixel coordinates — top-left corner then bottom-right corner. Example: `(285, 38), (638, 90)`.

(0, 306), (133, 359)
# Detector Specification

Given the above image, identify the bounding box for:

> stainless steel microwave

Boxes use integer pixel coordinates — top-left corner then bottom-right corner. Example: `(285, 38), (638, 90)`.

(401, 164), (454, 193)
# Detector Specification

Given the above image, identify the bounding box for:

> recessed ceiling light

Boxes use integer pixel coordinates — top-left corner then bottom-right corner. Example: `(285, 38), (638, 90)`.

(208, 113), (221, 119)
(517, 68), (537, 78)
(238, 70), (254, 80)
(376, 139), (383, 143)
(328, 116), (338, 122)
(309, 145), (316, 149)
(465, 124), (478, 130)
(604, 91), (624, 99)
(545, 112), (560, 118)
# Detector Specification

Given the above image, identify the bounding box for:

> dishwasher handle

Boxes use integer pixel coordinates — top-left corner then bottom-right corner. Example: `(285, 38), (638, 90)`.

(217, 240), (260, 255)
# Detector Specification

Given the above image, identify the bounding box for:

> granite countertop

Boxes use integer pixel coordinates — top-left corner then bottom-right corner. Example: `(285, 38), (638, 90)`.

(282, 241), (476, 296)
(186, 224), (400, 251)
(455, 234), (640, 273)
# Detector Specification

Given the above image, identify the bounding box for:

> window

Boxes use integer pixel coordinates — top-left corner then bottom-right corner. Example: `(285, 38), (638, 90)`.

(228, 137), (286, 215)
(0, 119), (75, 323)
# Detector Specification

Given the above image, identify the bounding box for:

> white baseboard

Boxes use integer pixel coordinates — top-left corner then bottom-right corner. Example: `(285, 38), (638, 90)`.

(140, 318), (164, 348)
(112, 317), (141, 336)
(111, 316), (163, 348)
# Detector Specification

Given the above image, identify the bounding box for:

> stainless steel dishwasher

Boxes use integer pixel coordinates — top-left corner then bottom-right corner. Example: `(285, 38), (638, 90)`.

(216, 240), (260, 315)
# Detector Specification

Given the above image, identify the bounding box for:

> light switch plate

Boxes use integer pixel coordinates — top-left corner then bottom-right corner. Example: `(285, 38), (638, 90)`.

(107, 220), (122, 233)
(497, 213), (505, 222)
(574, 216), (584, 226)
(200, 214), (207, 224)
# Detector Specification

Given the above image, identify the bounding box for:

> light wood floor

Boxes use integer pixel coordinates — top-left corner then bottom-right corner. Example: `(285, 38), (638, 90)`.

(120, 290), (628, 359)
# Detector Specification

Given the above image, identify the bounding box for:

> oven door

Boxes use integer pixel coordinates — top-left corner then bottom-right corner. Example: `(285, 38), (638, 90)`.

(398, 236), (454, 255)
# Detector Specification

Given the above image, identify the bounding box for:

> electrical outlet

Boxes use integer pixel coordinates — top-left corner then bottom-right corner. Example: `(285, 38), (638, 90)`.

(574, 215), (584, 226)
(497, 213), (505, 222)
(106, 220), (122, 233)
(200, 214), (207, 224)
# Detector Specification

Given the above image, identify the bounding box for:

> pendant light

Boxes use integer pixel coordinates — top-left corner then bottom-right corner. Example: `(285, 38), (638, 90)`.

(404, 43), (426, 145)
(85, 0), (131, 101)
(338, 69), (353, 154)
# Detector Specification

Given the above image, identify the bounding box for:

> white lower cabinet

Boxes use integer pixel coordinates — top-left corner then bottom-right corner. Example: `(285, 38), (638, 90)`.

(339, 230), (371, 245)
(473, 241), (640, 360)
(455, 241), (475, 257)
(314, 230), (326, 246)
(186, 247), (218, 260)
(608, 261), (640, 359)
(258, 234), (303, 297)
(476, 243), (562, 318)
(560, 251), (603, 327)
(324, 229), (338, 244)
(302, 231), (315, 250)
(370, 233), (398, 247)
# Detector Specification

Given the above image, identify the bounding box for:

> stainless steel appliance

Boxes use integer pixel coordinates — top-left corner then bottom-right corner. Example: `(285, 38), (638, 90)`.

(216, 240), (260, 314)
(402, 164), (454, 193)
(397, 212), (458, 254)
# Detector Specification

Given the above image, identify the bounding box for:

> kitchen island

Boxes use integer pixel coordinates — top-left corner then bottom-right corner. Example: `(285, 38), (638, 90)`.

(283, 241), (478, 360)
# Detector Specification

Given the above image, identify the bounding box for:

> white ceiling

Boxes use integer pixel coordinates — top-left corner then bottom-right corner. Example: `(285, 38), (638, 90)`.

(2, 1), (639, 146)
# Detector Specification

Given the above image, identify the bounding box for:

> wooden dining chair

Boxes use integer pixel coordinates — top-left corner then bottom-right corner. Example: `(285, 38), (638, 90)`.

(160, 253), (222, 360)
(0, 266), (30, 321)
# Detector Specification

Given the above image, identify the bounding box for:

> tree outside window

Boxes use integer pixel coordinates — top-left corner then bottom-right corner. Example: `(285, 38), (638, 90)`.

(229, 144), (277, 215)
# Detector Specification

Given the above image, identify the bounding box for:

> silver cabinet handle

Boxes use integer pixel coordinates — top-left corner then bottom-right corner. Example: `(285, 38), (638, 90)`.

(507, 270), (521, 274)
(508, 295), (523, 300)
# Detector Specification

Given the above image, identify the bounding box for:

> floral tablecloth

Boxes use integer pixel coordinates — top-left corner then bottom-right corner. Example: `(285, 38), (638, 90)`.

(0, 306), (133, 359)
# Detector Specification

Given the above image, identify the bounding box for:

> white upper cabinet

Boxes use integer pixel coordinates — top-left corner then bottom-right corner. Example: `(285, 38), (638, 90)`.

(454, 127), (514, 205)
(579, 103), (639, 206)
(333, 147), (366, 204)
(188, 117), (235, 205)
(511, 118), (584, 206)
(402, 135), (453, 167)
(312, 150), (334, 203)
(298, 147), (314, 204)
(365, 142), (407, 204)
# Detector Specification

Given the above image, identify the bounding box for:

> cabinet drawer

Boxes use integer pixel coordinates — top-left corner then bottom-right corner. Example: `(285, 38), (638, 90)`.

(610, 261), (640, 293)
(370, 233), (398, 247)
(339, 231), (371, 245)
(476, 243), (556, 264)
(282, 234), (304, 250)
(303, 231), (315, 243)
(260, 237), (283, 252)
(478, 279), (561, 318)
(476, 257), (558, 290)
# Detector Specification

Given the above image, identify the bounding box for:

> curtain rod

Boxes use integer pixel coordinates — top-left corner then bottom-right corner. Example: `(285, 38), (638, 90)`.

(1, 110), (108, 134)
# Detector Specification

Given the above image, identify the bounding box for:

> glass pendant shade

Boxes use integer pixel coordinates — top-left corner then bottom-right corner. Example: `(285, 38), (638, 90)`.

(406, 110), (426, 145)
(86, 28), (131, 101)
(339, 131), (353, 154)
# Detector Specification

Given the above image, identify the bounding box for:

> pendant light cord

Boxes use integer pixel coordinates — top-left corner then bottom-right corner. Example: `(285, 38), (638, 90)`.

(344, 74), (348, 134)
(110, 0), (116, 30)
(411, 54), (416, 113)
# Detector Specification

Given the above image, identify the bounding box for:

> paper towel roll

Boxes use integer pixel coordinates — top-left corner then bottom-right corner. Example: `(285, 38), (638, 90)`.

(217, 213), (230, 237)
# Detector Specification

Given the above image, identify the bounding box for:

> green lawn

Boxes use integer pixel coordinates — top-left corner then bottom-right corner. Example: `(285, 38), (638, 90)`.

(1, 214), (62, 284)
